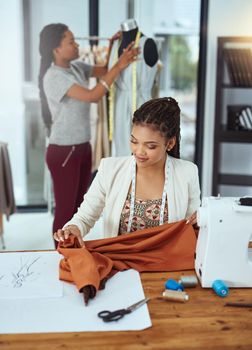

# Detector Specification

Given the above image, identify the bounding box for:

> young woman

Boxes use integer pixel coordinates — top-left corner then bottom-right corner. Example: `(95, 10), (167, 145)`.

(38, 23), (139, 244)
(54, 97), (201, 247)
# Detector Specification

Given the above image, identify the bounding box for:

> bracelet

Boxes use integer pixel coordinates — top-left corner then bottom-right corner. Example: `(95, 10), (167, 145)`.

(100, 79), (110, 91)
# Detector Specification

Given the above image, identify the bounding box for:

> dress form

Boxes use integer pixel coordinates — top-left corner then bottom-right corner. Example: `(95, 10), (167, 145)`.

(108, 19), (158, 156)
(119, 19), (158, 67)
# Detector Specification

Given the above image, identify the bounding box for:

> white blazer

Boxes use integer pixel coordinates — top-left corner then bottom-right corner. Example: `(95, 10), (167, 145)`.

(65, 156), (201, 238)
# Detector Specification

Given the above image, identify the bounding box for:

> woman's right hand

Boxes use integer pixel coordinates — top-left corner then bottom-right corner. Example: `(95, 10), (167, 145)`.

(53, 224), (84, 247)
(116, 42), (140, 70)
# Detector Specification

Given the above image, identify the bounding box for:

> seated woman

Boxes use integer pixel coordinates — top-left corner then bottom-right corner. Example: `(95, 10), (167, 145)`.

(54, 97), (201, 247)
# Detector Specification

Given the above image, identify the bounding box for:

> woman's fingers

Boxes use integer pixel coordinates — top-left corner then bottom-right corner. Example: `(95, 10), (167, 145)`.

(110, 30), (121, 42)
(186, 212), (197, 225)
(124, 41), (135, 51)
(53, 226), (84, 247)
(77, 235), (85, 247)
(53, 229), (66, 242)
(124, 42), (140, 57)
(68, 226), (84, 246)
(119, 46), (140, 68)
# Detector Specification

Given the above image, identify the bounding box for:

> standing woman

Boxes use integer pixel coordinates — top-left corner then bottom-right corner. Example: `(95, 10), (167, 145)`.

(38, 23), (139, 246)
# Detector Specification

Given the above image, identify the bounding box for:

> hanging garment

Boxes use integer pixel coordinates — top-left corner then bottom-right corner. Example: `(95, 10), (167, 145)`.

(94, 97), (110, 170)
(93, 46), (110, 166)
(0, 142), (15, 235)
(58, 220), (197, 301)
(108, 36), (158, 156)
(151, 60), (163, 99)
(80, 46), (110, 172)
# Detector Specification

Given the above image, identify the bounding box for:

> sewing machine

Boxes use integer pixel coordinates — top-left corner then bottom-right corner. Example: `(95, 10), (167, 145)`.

(195, 196), (252, 288)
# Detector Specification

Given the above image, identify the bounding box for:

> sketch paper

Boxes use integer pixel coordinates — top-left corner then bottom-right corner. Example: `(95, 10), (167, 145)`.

(0, 251), (63, 299)
(0, 251), (151, 333)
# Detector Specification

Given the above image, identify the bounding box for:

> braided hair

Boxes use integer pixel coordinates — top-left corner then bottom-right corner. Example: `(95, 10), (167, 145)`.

(132, 97), (181, 158)
(38, 23), (68, 135)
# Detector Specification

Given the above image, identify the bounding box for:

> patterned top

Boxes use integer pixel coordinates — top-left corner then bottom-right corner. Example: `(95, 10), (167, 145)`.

(119, 194), (168, 234)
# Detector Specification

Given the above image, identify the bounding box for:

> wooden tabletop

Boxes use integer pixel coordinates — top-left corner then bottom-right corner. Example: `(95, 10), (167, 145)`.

(1, 270), (252, 350)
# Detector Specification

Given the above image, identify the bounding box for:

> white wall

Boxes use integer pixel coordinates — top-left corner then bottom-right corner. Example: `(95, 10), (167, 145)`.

(0, 0), (27, 203)
(202, 0), (252, 196)
(99, 0), (128, 42)
(0, 0), (92, 205)
(134, 0), (155, 37)
(30, 0), (89, 84)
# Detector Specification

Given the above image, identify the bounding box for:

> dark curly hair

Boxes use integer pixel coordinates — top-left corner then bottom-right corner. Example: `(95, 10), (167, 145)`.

(38, 23), (68, 135)
(132, 97), (181, 158)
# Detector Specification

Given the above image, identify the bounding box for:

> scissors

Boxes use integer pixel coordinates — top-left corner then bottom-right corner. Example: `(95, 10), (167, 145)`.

(97, 297), (150, 322)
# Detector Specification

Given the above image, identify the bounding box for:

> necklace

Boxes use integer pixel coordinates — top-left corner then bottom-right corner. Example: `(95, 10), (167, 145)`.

(127, 156), (169, 233)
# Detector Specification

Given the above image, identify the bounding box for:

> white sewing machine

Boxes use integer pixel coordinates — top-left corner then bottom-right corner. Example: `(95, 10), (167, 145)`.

(195, 196), (252, 288)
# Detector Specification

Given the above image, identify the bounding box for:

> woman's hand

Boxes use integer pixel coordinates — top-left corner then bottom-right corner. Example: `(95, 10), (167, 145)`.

(186, 211), (198, 226)
(116, 42), (140, 70)
(53, 224), (84, 247)
(109, 31), (121, 45)
(106, 31), (122, 64)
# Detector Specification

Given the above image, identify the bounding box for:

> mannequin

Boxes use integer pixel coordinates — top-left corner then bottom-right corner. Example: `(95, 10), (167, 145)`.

(108, 19), (159, 156)
(118, 19), (158, 67)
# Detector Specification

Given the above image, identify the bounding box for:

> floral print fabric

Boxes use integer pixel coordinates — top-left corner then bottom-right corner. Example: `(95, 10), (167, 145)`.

(119, 194), (168, 234)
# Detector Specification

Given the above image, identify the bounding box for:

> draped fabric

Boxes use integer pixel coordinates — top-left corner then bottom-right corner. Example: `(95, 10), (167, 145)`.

(80, 46), (110, 172)
(0, 142), (15, 235)
(57, 220), (197, 295)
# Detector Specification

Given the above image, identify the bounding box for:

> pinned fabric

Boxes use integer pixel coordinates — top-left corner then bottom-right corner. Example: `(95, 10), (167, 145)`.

(57, 220), (197, 300)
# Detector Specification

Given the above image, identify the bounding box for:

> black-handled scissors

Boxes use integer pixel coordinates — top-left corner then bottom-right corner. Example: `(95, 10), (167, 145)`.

(97, 297), (150, 322)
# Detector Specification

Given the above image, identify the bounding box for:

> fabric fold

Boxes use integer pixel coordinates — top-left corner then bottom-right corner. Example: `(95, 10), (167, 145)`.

(57, 220), (197, 295)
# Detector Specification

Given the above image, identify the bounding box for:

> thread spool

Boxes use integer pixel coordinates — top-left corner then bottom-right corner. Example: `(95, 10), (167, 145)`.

(178, 275), (198, 288)
(165, 279), (184, 291)
(162, 290), (189, 302)
(212, 280), (229, 297)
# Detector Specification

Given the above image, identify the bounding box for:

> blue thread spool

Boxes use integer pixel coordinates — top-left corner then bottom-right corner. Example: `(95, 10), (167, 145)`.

(212, 280), (229, 297)
(165, 279), (184, 291)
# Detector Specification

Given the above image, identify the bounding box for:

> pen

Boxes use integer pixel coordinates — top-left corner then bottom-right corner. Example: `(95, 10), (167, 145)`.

(225, 302), (252, 308)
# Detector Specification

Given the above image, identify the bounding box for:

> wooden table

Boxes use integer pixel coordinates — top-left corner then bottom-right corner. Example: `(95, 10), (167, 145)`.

(1, 270), (252, 350)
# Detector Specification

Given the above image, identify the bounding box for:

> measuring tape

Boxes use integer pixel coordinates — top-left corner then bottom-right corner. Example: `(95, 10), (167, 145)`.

(131, 30), (141, 115)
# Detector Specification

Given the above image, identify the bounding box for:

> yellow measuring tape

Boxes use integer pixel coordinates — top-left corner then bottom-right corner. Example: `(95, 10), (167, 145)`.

(108, 31), (141, 141)
(131, 31), (141, 115)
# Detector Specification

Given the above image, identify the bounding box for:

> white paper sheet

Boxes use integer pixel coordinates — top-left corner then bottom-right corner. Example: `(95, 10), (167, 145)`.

(0, 251), (152, 333)
(0, 251), (63, 299)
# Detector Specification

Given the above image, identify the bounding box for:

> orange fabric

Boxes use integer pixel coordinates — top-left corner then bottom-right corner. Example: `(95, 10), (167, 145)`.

(57, 220), (196, 293)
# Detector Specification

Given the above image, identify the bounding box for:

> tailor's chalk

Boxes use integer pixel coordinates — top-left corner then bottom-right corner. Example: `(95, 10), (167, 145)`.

(212, 280), (229, 297)
(165, 279), (184, 291)
(179, 275), (198, 288)
(162, 290), (189, 302)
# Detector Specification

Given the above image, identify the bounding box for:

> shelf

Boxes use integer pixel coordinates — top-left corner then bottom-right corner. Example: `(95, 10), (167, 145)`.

(221, 84), (252, 89)
(212, 36), (252, 195)
(218, 174), (252, 186)
(219, 127), (252, 143)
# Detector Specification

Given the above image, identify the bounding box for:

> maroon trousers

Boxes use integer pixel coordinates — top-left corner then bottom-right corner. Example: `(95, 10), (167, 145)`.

(46, 142), (91, 244)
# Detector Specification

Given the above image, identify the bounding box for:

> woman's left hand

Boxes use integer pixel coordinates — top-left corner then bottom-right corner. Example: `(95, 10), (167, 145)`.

(186, 211), (197, 226)
(109, 31), (121, 45)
